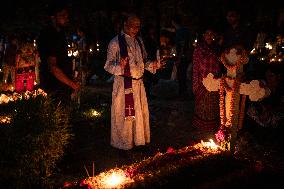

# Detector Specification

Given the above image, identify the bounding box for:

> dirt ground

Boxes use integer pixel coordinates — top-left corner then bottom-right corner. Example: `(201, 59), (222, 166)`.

(57, 80), (202, 180)
(56, 79), (284, 188)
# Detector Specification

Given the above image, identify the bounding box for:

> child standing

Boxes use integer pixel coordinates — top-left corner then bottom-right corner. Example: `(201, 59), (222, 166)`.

(15, 40), (39, 92)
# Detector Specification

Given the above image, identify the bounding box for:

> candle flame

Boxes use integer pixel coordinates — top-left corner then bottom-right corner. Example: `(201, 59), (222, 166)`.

(105, 171), (125, 187)
(91, 110), (101, 117)
(194, 139), (221, 151)
(68, 50), (73, 57)
(250, 48), (256, 54)
(0, 89), (47, 104)
(202, 139), (219, 150)
(0, 116), (11, 124)
(84, 168), (134, 189)
(265, 43), (273, 50)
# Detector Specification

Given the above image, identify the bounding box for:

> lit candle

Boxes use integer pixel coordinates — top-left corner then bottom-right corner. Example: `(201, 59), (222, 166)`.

(96, 42), (100, 52)
(156, 49), (160, 63)
(91, 110), (100, 117)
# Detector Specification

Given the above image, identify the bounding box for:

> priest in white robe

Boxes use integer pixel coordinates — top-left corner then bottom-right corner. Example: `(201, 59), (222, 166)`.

(104, 15), (164, 150)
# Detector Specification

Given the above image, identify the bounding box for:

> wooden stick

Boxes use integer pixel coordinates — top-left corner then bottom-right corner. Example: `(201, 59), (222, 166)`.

(83, 163), (90, 177)
(92, 161), (95, 177)
(238, 95), (246, 131)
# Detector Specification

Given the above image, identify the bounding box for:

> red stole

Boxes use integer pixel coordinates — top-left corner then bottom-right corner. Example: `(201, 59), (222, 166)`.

(118, 34), (143, 119)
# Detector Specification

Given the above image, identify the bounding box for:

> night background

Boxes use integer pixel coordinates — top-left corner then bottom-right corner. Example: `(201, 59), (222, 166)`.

(0, 0), (283, 189)
(1, 0), (282, 47)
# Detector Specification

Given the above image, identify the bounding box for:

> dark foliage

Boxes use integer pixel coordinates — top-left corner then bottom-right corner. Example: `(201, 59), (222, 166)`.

(0, 95), (72, 188)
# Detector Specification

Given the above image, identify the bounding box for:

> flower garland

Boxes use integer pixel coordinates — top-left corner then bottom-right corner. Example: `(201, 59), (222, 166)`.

(217, 75), (242, 148)
(217, 48), (249, 145)
(219, 75), (241, 128)
(219, 77), (226, 127)
(216, 48), (250, 151)
(220, 49), (248, 71)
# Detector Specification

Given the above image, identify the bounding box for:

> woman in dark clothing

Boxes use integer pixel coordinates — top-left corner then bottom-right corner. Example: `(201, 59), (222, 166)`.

(192, 27), (222, 136)
(247, 64), (284, 128)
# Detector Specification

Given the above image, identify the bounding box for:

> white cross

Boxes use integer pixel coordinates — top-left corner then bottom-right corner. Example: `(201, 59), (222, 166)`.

(202, 73), (267, 101)
(126, 105), (134, 115)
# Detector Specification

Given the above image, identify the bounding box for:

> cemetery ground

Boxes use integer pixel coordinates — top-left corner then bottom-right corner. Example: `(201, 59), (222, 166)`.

(54, 79), (283, 188)
(0, 68), (283, 188)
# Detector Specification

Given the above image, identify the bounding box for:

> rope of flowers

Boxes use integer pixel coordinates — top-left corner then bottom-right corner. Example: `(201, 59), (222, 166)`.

(217, 75), (243, 150)
(219, 75), (241, 128)
(220, 49), (248, 71)
(219, 77), (226, 127)
(216, 48), (249, 148)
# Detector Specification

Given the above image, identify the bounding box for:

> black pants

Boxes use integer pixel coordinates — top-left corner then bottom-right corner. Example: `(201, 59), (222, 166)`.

(143, 70), (158, 98)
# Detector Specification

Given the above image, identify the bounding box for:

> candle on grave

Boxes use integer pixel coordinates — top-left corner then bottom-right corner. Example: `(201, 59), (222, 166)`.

(156, 49), (160, 63)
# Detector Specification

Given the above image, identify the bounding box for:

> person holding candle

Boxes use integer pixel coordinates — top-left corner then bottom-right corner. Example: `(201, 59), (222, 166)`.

(104, 14), (165, 150)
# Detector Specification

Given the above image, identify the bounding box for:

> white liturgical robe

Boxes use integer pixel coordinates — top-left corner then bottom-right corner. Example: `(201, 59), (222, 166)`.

(104, 32), (158, 150)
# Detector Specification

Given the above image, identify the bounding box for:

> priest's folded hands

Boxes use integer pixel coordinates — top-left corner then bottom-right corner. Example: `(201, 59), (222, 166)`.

(119, 57), (129, 69)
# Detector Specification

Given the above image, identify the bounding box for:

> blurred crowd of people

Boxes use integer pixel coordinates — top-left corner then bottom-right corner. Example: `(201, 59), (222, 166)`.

(0, 2), (283, 149)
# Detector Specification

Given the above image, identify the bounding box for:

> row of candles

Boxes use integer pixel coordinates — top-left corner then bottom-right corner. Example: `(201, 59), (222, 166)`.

(0, 107), (101, 125)
(68, 42), (100, 57)
(0, 89), (47, 125)
(250, 42), (284, 63)
(0, 88), (46, 104)
(77, 139), (222, 189)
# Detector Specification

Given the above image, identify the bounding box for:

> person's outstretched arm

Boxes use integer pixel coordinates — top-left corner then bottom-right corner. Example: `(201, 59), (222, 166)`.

(48, 56), (80, 91)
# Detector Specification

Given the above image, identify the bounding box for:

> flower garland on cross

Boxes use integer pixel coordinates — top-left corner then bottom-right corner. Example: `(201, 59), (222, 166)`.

(203, 47), (269, 153)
